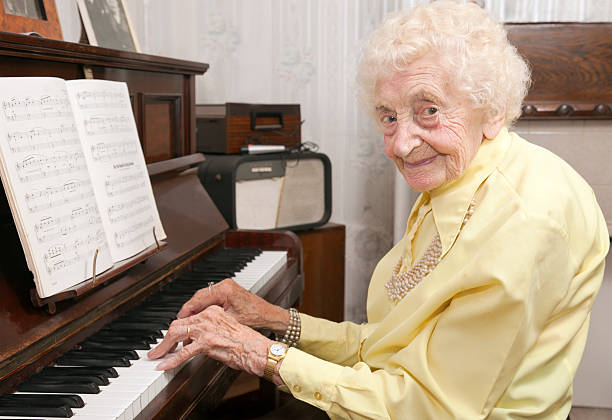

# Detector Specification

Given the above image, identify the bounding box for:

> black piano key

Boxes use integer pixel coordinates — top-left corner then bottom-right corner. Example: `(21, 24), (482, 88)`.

(89, 330), (158, 343)
(55, 355), (131, 368)
(80, 340), (151, 351)
(0, 393), (84, 408)
(26, 374), (109, 386)
(18, 380), (100, 394)
(0, 405), (73, 417)
(67, 349), (139, 360)
(119, 314), (174, 325)
(102, 327), (163, 339)
(126, 310), (177, 319)
(107, 320), (169, 331)
(41, 366), (118, 379)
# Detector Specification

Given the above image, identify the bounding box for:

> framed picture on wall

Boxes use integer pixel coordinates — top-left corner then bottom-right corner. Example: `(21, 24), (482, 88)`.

(77, 0), (140, 52)
(0, 0), (63, 40)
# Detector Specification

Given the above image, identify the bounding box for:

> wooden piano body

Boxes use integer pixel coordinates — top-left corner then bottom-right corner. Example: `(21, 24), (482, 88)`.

(0, 32), (304, 418)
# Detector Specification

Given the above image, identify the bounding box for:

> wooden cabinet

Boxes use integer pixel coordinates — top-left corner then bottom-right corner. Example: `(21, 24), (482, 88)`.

(296, 223), (345, 322)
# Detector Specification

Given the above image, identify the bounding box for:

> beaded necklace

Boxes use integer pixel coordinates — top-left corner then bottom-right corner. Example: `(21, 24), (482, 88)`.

(385, 199), (476, 304)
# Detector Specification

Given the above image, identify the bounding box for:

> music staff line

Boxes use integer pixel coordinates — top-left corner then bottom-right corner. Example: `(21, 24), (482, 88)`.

(91, 140), (138, 162)
(76, 90), (127, 109)
(34, 204), (100, 243)
(114, 215), (154, 248)
(44, 230), (108, 275)
(25, 180), (94, 213)
(84, 115), (131, 136)
(106, 180), (146, 197)
(16, 151), (87, 183)
(8, 124), (79, 153)
(2, 94), (72, 122)
(109, 204), (150, 224)
(107, 195), (147, 218)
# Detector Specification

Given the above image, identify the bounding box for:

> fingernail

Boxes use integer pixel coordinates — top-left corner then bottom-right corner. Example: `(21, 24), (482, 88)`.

(157, 361), (168, 370)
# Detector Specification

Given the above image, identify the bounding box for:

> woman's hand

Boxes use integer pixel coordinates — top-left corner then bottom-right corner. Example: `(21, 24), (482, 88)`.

(148, 305), (283, 382)
(177, 278), (290, 335)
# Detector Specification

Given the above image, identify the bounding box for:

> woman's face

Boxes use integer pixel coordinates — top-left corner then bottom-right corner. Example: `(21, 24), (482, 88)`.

(375, 55), (488, 192)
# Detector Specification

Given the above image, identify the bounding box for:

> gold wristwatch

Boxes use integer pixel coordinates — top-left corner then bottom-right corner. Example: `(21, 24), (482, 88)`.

(263, 342), (288, 381)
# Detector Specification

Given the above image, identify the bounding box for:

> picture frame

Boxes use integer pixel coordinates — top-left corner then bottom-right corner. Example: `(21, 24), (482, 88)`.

(0, 0), (63, 40)
(77, 0), (140, 52)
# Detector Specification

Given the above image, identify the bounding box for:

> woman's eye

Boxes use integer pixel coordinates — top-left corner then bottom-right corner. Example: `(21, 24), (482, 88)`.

(381, 115), (397, 125)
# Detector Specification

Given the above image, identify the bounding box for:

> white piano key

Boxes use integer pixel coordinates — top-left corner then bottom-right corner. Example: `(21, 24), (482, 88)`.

(234, 250), (287, 294)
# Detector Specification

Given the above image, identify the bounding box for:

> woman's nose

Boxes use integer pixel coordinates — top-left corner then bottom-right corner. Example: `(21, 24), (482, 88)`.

(393, 123), (422, 157)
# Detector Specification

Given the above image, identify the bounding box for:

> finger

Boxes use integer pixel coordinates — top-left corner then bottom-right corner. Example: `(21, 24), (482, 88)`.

(177, 281), (225, 318)
(157, 341), (198, 371)
(148, 322), (189, 359)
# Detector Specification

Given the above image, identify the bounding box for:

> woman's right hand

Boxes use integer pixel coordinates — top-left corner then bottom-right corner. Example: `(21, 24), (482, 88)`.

(177, 278), (290, 335)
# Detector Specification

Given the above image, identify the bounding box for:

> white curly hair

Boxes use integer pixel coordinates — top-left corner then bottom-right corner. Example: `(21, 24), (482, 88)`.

(357, 0), (530, 126)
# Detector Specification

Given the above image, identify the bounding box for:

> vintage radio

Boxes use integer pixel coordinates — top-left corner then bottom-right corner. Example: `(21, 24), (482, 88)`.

(198, 152), (331, 231)
(196, 103), (302, 154)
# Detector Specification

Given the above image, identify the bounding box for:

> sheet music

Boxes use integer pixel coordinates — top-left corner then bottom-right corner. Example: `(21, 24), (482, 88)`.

(66, 80), (166, 261)
(0, 78), (113, 298)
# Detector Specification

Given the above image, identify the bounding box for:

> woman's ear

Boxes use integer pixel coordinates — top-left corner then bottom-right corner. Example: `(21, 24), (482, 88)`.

(482, 113), (505, 139)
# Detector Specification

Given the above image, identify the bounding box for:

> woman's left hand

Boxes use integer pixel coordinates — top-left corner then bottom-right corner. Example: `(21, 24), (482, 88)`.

(148, 305), (273, 378)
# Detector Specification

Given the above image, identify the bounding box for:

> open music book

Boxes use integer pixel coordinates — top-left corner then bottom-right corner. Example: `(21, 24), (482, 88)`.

(0, 77), (166, 298)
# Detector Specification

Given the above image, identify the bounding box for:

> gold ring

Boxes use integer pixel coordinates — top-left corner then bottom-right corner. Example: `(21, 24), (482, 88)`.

(208, 282), (214, 294)
(186, 324), (191, 339)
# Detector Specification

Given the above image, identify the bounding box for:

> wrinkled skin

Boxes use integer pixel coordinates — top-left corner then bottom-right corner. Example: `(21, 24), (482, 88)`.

(375, 55), (504, 192)
(148, 278), (289, 385)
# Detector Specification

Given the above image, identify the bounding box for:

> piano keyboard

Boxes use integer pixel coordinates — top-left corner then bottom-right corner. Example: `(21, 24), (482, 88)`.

(0, 248), (287, 420)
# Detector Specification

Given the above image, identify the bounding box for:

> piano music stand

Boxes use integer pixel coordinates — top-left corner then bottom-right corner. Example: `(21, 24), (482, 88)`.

(30, 233), (168, 314)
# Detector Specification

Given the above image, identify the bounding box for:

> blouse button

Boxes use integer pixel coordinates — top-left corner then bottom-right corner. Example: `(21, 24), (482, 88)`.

(313, 391), (323, 401)
(293, 384), (302, 393)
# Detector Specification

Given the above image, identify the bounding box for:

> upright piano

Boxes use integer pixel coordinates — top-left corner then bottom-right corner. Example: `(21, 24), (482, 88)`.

(0, 32), (304, 419)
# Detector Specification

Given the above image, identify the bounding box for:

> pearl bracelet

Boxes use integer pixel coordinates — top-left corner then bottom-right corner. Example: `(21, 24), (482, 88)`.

(277, 308), (301, 347)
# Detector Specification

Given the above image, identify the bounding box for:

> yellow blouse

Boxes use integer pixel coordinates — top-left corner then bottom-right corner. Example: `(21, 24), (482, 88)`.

(279, 128), (609, 420)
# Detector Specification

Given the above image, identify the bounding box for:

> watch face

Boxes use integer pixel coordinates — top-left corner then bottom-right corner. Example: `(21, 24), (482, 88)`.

(270, 343), (287, 357)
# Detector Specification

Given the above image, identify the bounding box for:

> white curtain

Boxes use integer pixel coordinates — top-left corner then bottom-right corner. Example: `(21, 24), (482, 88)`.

(54, 0), (612, 322)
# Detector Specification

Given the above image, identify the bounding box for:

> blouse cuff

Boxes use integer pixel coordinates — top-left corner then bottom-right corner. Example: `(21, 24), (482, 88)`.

(279, 347), (344, 412)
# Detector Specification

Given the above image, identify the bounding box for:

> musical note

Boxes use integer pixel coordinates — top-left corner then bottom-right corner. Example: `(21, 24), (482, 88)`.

(114, 215), (154, 248)
(43, 230), (109, 275)
(16, 151), (88, 183)
(2, 94), (72, 122)
(91, 140), (138, 162)
(84, 115), (131, 135)
(25, 179), (95, 213)
(34, 204), (100, 243)
(104, 171), (146, 197)
(75, 90), (127, 109)
(7, 124), (79, 153)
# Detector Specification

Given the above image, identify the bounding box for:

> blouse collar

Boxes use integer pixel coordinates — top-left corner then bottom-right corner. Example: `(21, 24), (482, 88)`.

(428, 127), (512, 255)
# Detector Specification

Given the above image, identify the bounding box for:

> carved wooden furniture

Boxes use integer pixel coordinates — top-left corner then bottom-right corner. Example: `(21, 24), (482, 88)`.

(506, 23), (612, 120)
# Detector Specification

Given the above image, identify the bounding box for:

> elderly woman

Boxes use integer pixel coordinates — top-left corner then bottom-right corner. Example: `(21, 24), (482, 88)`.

(149, 2), (609, 419)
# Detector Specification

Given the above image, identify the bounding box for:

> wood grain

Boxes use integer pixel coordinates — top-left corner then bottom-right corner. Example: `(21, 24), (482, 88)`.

(506, 23), (612, 120)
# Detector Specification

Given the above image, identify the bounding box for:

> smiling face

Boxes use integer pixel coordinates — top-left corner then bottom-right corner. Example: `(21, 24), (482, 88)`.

(375, 55), (492, 192)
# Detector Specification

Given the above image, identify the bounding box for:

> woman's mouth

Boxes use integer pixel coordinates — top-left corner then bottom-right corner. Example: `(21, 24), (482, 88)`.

(402, 155), (438, 168)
